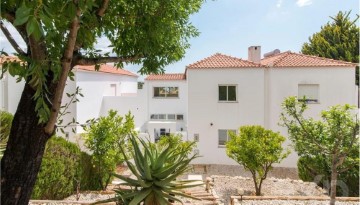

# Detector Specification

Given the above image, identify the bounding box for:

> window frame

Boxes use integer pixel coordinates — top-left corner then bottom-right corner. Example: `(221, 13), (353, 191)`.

(298, 84), (320, 104)
(218, 129), (236, 147)
(218, 85), (237, 102)
(153, 86), (179, 98)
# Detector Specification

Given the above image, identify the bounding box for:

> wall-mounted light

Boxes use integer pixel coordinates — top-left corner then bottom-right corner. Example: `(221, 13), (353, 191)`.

(210, 123), (213, 126)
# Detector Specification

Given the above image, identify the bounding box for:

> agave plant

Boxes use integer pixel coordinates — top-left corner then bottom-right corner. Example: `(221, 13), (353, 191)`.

(98, 135), (202, 205)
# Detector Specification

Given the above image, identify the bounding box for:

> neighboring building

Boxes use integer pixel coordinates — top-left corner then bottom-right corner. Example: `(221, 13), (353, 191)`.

(1, 46), (357, 167)
(186, 47), (357, 167)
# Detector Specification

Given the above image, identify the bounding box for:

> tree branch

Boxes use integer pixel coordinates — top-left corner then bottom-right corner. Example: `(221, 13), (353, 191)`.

(0, 20), (26, 55)
(44, 8), (81, 135)
(97, 0), (109, 17)
(74, 55), (142, 65)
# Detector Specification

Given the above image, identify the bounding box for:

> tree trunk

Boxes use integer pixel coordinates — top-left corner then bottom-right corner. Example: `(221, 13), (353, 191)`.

(251, 173), (261, 196)
(1, 83), (52, 205)
(329, 162), (338, 205)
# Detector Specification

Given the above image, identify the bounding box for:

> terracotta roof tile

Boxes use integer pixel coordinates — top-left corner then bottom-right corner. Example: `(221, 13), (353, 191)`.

(0, 55), (21, 65)
(261, 51), (357, 68)
(186, 53), (262, 69)
(76, 64), (138, 77)
(145, 73), (186, 80)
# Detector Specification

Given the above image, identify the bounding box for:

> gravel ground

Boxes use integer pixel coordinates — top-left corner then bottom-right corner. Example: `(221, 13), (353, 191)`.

(232, 200), (359, 205)
(211, 175), (328, 205)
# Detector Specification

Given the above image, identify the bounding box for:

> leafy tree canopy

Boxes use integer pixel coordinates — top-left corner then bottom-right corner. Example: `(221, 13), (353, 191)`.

(280, 96), (359, 204)
(1, 0), (204, 124)
(226, 125), (290, 196)
(301, 11), (359, 84)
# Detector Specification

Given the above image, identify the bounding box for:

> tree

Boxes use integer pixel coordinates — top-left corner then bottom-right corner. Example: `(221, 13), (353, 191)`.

(301, 11), (359, 85)
(280, 97), (359, 205)
(82, 110), (135, 190)
(0, 1), (204, 204)
(226, 125), (290, 196)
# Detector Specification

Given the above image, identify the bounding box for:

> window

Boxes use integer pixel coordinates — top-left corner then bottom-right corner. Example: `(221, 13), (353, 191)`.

(176, 114), (184, 121)
(298, 84), (319, 103)
(150, 114), (184, 121)
(138, 82), (144, 89)
(150, 114), (159, 119)
(219, 85), (237, 102)
(194, 134), (199, 142)
(167, 114), (176, 120)
(110, 84), (117, 96)
(218, 129), (236, 146)
(153, 87), (179, 98)
(158, 114), (166, 120)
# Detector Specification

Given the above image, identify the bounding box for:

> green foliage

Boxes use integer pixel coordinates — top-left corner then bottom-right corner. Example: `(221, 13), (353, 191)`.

(226, 125), (289, 196)
(32, 136), (101, 199)
(280, 97), (359, 201)
(83, 110), (136, 190)
(99, 135), (201, 205)
(157, 134), (196, 155)
(0, 110), (13, 143)
(298, 156), (359, 197)
(301, 11), (359, 85)
(1, 0), (205, 123)
(0, 110), (13, 158)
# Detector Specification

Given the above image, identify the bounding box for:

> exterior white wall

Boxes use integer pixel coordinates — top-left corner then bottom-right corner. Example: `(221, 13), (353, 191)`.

(187, 68), (265, 165)
(0, 73), (25, 114)
(100, 88), (148, 132)
(266, 67), (356, 167)
(75, 70), (138, 133)
(145, 80), (188, 137)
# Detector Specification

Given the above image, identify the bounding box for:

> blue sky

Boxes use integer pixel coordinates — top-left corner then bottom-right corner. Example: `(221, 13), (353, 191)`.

(1, 0), (358, 79)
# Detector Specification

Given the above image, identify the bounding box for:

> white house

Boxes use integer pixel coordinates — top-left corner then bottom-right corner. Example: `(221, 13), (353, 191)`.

(0, 60), (138, 145)
(186, 46), (357, 167)
(1, 46), (357, 168)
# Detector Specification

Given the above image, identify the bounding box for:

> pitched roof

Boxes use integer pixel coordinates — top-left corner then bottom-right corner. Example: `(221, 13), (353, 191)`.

(186, 53), (262, 69)
(261, 51), (357, 68)
(76, 64), (138, 77)
(0, 55), (21, 65)
(145, 73), (186, 81)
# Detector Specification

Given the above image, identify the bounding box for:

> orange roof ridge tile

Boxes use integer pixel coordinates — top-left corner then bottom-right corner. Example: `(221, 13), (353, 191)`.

(186, 53), (263, 69)
(76, 64), (138, 77)
(260, 51), (356, 68)
(145, 73), (186, 80)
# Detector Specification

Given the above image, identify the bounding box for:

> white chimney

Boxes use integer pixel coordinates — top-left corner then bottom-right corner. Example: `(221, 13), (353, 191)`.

(248, 46), (261, 63)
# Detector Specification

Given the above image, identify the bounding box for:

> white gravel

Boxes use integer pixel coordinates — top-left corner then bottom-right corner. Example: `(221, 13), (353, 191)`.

(232, 200), (359, 205)
(211, 175), (329, 205)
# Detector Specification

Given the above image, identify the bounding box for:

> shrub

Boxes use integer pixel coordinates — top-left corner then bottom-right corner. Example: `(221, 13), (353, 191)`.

(298, 155), (359, 197)
(0, 110), (13, 143)
(157, 134), (196, 155)
(32, 136), (102, 200)
(0, 110), (13, 159)
(83, 110), (136, 190)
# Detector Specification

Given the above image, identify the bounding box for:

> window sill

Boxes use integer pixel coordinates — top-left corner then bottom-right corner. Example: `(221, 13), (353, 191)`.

(218, 101), (238, 103)
(153, 97), (179, 99)
(218, 145), (226, 148)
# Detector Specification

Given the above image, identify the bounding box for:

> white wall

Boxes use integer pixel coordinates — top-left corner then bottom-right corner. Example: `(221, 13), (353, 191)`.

(145, 80), (188, 123)
(0, 73), (25, 114)
(100, 88), (148, 132)
(75, 70), (138, 133)
(266, 67), (356, 167)
(187, 68), (265, 165)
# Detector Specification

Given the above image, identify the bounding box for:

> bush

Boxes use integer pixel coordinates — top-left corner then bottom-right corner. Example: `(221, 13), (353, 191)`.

(298, 155), (359, 197)
(83, 110), (136, 190)
(0, 110), (13, 159)
(0, 110), (13, 143)
(32, 136), (102, 200)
